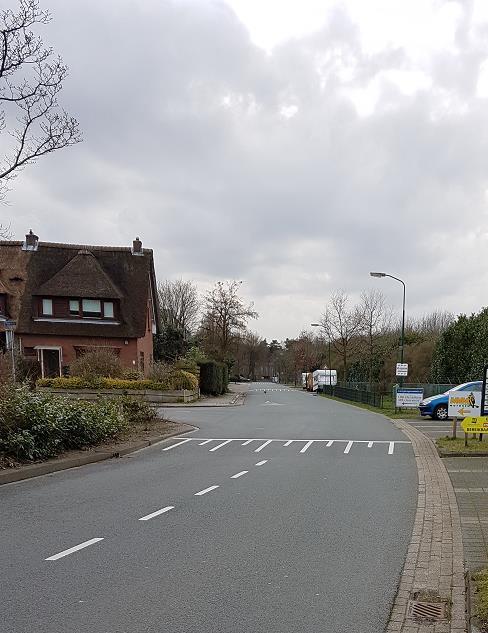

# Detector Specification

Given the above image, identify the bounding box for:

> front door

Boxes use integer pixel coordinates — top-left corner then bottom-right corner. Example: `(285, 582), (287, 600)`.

(42, 349), (60, 377)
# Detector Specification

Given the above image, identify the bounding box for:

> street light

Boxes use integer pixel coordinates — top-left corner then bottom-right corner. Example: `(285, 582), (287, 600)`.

(370, 271), (406, 385)
(311, 323), (332, 374)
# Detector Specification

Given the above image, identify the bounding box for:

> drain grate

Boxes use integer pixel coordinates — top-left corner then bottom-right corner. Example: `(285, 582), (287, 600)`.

(407, 599), (447, 622)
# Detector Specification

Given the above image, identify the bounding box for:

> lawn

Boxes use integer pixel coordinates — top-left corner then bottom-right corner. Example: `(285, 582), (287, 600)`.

(436, 435), (488, 454)
(473, 568), (488, 631)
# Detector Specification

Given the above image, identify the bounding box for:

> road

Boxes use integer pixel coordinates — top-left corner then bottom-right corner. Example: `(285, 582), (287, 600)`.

(1, 383), (417, 633)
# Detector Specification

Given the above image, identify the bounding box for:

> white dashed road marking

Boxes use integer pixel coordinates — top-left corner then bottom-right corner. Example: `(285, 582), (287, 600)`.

(45, 538), (104, 561)
(209, 440), (233, 452)
(255, 460), (268, 466)
(165, 437), (411, 456)
(195, 485), (219, 496)
(139, 506), (174, 521)
(163, 438), (191, 451)
(231, 471), (248, 479)
(255, 440), (273, 453)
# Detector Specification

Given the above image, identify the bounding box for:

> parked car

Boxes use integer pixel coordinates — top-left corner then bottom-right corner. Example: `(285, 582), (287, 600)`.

(419, 381), (482, 420)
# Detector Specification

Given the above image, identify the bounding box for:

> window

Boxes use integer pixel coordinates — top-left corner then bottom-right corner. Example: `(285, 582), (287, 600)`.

(82, 299), (101, 317)
(42, 298), (53, 316)
(0, 294), (6, 316)
(104, 301), (114, 318)
(69, 299), (80, 315)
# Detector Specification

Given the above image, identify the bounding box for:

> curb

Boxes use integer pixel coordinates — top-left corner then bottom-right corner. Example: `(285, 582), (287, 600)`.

(385, 418), (467, 632)
(159, 391), (247, 408)
(0, 424), (194, 486)
(438, 450), (488, 458)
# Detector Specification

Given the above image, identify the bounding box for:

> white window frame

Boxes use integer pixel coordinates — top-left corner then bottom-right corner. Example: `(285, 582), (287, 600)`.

(42, 298), (53, 316)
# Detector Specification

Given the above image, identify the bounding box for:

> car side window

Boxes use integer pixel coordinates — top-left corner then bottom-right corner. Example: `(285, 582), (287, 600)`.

(461, 383), (482, 391)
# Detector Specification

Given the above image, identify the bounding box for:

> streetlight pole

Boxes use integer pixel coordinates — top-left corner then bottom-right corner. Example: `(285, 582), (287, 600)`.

(370, 272), (406, 386)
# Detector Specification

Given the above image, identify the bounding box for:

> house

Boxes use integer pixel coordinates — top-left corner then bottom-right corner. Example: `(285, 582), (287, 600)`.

(0, 231), (160, 377)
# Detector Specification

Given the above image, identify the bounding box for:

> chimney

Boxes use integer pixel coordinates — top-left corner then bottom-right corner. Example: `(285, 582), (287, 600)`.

(22, 229), (39, 251)
(132, 236), (143, 256)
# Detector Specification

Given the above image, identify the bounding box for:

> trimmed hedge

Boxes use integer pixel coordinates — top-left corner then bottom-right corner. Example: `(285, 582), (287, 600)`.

(199, 361), (229, 396)
(37, 370), (198, 392)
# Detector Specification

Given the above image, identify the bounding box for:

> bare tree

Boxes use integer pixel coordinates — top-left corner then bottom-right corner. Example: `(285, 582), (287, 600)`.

(0, 223), (11, 238)
(158, 279), (200, 335)
(1, 0), (81, 198)
(321, 291), (363, 381)
(201, 281), (258, 360)
(359, 289), (391, 387)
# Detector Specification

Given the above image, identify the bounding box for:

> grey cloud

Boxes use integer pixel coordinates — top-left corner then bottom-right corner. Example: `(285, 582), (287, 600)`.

(4, 0), (488, 338)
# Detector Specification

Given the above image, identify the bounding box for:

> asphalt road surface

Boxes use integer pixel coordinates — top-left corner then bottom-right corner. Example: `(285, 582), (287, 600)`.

(1, 383), (417, 633)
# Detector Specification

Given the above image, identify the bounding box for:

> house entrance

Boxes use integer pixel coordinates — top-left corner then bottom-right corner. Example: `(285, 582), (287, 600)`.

(41, 349), (61, 377)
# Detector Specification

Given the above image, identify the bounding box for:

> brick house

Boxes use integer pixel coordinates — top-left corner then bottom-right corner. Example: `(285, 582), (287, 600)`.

(0, 231), (160, 377)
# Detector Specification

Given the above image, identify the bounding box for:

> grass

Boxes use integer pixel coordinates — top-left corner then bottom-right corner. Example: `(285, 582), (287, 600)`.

(436, 435), (488, 454)
(319, 392), (421, 419)
(473, 568), (488, 631)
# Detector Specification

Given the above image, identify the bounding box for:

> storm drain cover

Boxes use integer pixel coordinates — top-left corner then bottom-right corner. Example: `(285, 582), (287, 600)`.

(407, 599), (448, 622)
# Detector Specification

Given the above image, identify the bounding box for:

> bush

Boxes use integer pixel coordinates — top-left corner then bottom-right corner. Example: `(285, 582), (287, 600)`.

(70, 348), (123, 379)
(0, 385), (127, 461)
(221, 363), (229, 394)
(199, 360), (227, 396)
(37, 370), (199, 392)
(150, 362), (173, 383)
(119, 396), (156, 426)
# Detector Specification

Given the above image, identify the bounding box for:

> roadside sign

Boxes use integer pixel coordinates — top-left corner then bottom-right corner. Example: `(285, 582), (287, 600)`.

(396, 388), (423, 408)
(461, 416), (488, 433)
(448, 390), (481, 418)
(396, 363), (408, 377)
(4, 319), (16, 330)
(482, 365), (488, 416)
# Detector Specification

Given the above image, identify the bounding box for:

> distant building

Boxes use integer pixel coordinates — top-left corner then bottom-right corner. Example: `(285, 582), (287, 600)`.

(0, 231), (159, 377)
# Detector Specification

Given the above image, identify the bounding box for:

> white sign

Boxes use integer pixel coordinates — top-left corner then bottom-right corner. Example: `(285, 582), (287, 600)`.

(396, 388), (424, 408)
(396, 363), (409, 377)
(448, 390), (482, 418)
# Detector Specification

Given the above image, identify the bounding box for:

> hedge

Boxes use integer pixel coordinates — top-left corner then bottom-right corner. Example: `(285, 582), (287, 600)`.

(0, 386), (128, 461)
(199, 361), (228, 396)
(37, 370), (198, 392)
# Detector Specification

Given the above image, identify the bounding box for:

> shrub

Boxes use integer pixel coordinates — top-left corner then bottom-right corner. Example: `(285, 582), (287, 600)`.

(199, 360), (225, 396)
(37, 371), (198, 392)
(119, 396), (156, 425)
(70, 348), (123, 379)
(0, 385), (127, 461)
(221, 363), (229, 394)
(150, 362), (173, 383)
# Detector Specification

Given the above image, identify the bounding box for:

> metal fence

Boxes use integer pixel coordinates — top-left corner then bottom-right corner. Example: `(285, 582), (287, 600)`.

(322, 385), (383, 408)
(339, 382), (454, 399)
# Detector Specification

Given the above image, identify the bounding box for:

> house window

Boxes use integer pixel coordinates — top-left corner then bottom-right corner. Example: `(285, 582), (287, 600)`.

(42, 298), (53, 315)
(103, 301), (114, 318)
(0, 294), (6, 317)
(69, 299), (80, 315)
(82, 299), (101, 317)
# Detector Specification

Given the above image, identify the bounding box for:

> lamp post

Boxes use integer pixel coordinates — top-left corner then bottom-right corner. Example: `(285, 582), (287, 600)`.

(311, 322), (332, 386)
(370, 272), (406, 386)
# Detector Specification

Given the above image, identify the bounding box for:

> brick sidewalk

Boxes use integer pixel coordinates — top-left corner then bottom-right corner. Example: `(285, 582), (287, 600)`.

(386, 420), (466, 632)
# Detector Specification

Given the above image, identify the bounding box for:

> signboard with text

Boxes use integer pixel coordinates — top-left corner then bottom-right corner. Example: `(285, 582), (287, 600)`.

(448, 390), (481, 418)
(396, 388), (424, 408)
(461, 416), (488, 433)
(396, 363), (408, 377)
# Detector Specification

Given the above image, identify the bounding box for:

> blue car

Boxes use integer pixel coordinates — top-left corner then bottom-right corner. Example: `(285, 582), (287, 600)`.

(419, 381), (482, 420)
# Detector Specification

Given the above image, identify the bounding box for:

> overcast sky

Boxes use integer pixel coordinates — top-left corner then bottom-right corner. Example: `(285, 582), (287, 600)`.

(4, 0), (488, 340)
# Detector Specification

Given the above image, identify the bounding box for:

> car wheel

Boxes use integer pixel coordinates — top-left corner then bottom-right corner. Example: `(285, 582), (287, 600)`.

(433, 404), (448, 421)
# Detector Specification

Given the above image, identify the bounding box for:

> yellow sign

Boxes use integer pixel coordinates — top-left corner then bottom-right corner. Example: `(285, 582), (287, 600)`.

(461, 416), (488, 433)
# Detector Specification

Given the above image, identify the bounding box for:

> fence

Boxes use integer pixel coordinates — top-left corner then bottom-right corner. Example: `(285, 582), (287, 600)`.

(340, 382), (454, 399)
(322, 385), (383, 408)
